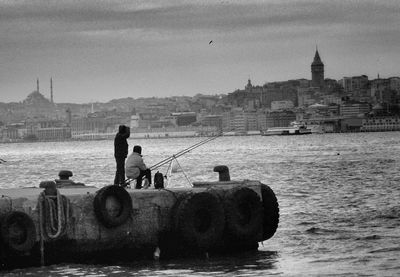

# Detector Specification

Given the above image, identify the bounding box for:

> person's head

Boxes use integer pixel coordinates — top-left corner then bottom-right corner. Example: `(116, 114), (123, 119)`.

(118, 125), (127, 134)
(133, 145), (142, 155)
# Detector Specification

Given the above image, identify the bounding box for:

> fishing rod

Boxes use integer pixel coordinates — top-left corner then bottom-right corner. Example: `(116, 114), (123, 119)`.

(123, 129), (233, 185)
(149, 129), (231, 171)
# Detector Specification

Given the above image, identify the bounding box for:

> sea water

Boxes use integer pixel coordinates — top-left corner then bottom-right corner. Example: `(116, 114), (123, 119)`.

(0, 132), (399, 276)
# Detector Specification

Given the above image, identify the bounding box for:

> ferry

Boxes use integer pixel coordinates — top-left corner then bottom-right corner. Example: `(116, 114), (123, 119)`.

(261, 122), (312, 136)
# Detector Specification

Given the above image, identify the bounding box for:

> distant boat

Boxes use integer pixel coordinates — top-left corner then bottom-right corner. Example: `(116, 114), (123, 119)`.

(261, 122), (312, 136)
(307, 124), (325, 134)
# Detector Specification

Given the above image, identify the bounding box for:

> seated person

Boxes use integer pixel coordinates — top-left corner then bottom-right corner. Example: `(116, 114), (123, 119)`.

(125, 145), (152, 189)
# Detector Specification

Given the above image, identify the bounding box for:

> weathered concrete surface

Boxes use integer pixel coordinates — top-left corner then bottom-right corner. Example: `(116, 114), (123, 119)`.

(0, 180), (273, 267)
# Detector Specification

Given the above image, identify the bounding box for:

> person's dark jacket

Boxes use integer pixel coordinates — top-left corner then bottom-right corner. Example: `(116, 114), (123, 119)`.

(114, 125), (130, 158)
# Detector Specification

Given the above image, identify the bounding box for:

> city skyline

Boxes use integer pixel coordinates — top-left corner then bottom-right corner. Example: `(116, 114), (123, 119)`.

(1, 0), (400, 103)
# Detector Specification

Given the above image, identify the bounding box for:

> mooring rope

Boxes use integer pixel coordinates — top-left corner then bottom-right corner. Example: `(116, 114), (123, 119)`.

(38, 189), (70, 266)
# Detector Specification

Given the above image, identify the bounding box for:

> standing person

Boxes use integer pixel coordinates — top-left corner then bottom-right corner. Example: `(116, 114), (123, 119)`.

(114, 125), (130, 185)
(125, 145), (152, 189)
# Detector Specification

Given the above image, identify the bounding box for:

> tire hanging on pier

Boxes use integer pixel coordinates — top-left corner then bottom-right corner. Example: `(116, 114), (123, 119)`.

(223, 187), (263, 241)
(260, 184), (279, 241)
(93, 185), (132, 228)
(0, 211), (37, 253)
(174, 192), (225, 251)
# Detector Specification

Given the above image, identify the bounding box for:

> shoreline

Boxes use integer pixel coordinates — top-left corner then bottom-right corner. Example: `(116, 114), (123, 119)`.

(0, 129), (399, 144)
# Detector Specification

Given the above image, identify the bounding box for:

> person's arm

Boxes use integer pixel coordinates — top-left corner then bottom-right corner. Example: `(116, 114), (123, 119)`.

(138, 157), (147, 170)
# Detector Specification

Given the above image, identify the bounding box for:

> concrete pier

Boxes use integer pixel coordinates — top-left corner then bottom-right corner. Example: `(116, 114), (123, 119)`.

(0, 179), (279, 269)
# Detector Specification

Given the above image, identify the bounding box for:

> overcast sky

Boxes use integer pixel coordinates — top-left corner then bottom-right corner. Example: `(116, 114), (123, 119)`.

(1, 0), (399, 103)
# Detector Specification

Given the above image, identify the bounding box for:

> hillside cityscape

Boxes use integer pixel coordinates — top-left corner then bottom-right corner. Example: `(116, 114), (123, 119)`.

(1, 49), (400, 142)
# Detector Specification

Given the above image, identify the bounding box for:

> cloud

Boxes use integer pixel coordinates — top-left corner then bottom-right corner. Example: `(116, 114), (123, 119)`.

(1, 0), (398, 53)
(1, 0), (400, 102)
(1, 0), (399, 34)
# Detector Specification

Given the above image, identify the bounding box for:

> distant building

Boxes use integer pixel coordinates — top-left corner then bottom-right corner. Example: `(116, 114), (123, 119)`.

(271, 100), (294, 111)
(227, 79), (262, 109)
(170, 112), (197, 126)
(311, 49), (324, 87)
(221, 108), (259, 133)
(297, 87), (320, 107)
(389, 77), (400, 92)
(370, 78), (391, 102)
(340, 101), (370, 118)
(34, 127), (71, 141)
(201, 115), (223, 130)
(341, 117), (363, 132)
(259, 110), (296, 128)
(261, 86), (297, 108)
(340, 75), (369, 92)
(361, 116), (400, 131)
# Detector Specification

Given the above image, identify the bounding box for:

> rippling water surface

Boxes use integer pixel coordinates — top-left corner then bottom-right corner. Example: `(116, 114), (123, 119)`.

(1, 132), (400, 276)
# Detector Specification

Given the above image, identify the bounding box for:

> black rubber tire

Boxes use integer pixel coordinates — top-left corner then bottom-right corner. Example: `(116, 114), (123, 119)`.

(93, 185), (132, 228)
(223, 186), (263, 241)
(260, 184), (279, 241)
(1, 211), (37, 253)
(174, 192), (225, 251)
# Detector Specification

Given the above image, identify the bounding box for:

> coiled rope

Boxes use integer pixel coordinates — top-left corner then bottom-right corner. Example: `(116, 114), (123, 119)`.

(38, 189), (70, 266)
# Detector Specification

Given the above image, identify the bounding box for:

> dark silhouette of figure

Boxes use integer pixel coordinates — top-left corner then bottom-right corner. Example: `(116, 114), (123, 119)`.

(114, 125), (130, 185)
(125, 145), (152, 189)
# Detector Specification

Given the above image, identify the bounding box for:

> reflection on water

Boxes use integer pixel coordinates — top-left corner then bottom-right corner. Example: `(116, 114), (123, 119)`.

(4, 251), (279, 277)
(1, 132), (400, 276)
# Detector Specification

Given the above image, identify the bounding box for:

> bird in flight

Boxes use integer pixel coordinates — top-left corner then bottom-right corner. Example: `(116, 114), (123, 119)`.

(209, 40), (213, 44)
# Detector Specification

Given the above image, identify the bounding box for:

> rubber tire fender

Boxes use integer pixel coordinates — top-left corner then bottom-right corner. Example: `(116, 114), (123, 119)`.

(93, 185), (132, 228)
(1, 211), (37, 253)
(223, 186), (263, 240)
(174, 192), (225, 250)
(260, 184), (279, 241)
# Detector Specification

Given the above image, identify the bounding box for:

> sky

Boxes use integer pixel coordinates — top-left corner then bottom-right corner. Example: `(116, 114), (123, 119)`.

(0, 0), (399, 103)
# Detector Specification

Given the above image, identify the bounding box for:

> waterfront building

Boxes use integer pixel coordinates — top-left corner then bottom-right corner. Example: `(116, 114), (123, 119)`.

(0, 123), (23, 141)
(263, 110), (296, 128)
(361, 116), (400, 132)
(34, 127), (71, 141)
(201, 115), (223, 130)
(221, 108), (259, 133)
(71, 114), (129, 136)
(341, 117), (363, 132)
(170, 112), (197, 126)
(340, 101), (370, 118)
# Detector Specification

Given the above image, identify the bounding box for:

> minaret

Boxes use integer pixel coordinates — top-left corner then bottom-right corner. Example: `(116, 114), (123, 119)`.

(50, 77), (54, 103)
(311, 47), (324, 87)
(36, 78), (40, 92)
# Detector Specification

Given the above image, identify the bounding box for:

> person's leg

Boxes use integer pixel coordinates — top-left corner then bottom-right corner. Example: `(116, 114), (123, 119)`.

(115, 157), (125, 185)
(135, 177), (142, 189)
(135, 170), (144, 189)
(144, 169), (152, 184)
(120, 158), (126, 184)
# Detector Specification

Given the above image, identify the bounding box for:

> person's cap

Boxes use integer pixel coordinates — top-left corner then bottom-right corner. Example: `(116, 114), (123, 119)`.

(119, 125), (126, 133)
(133, 145), (142, 155)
